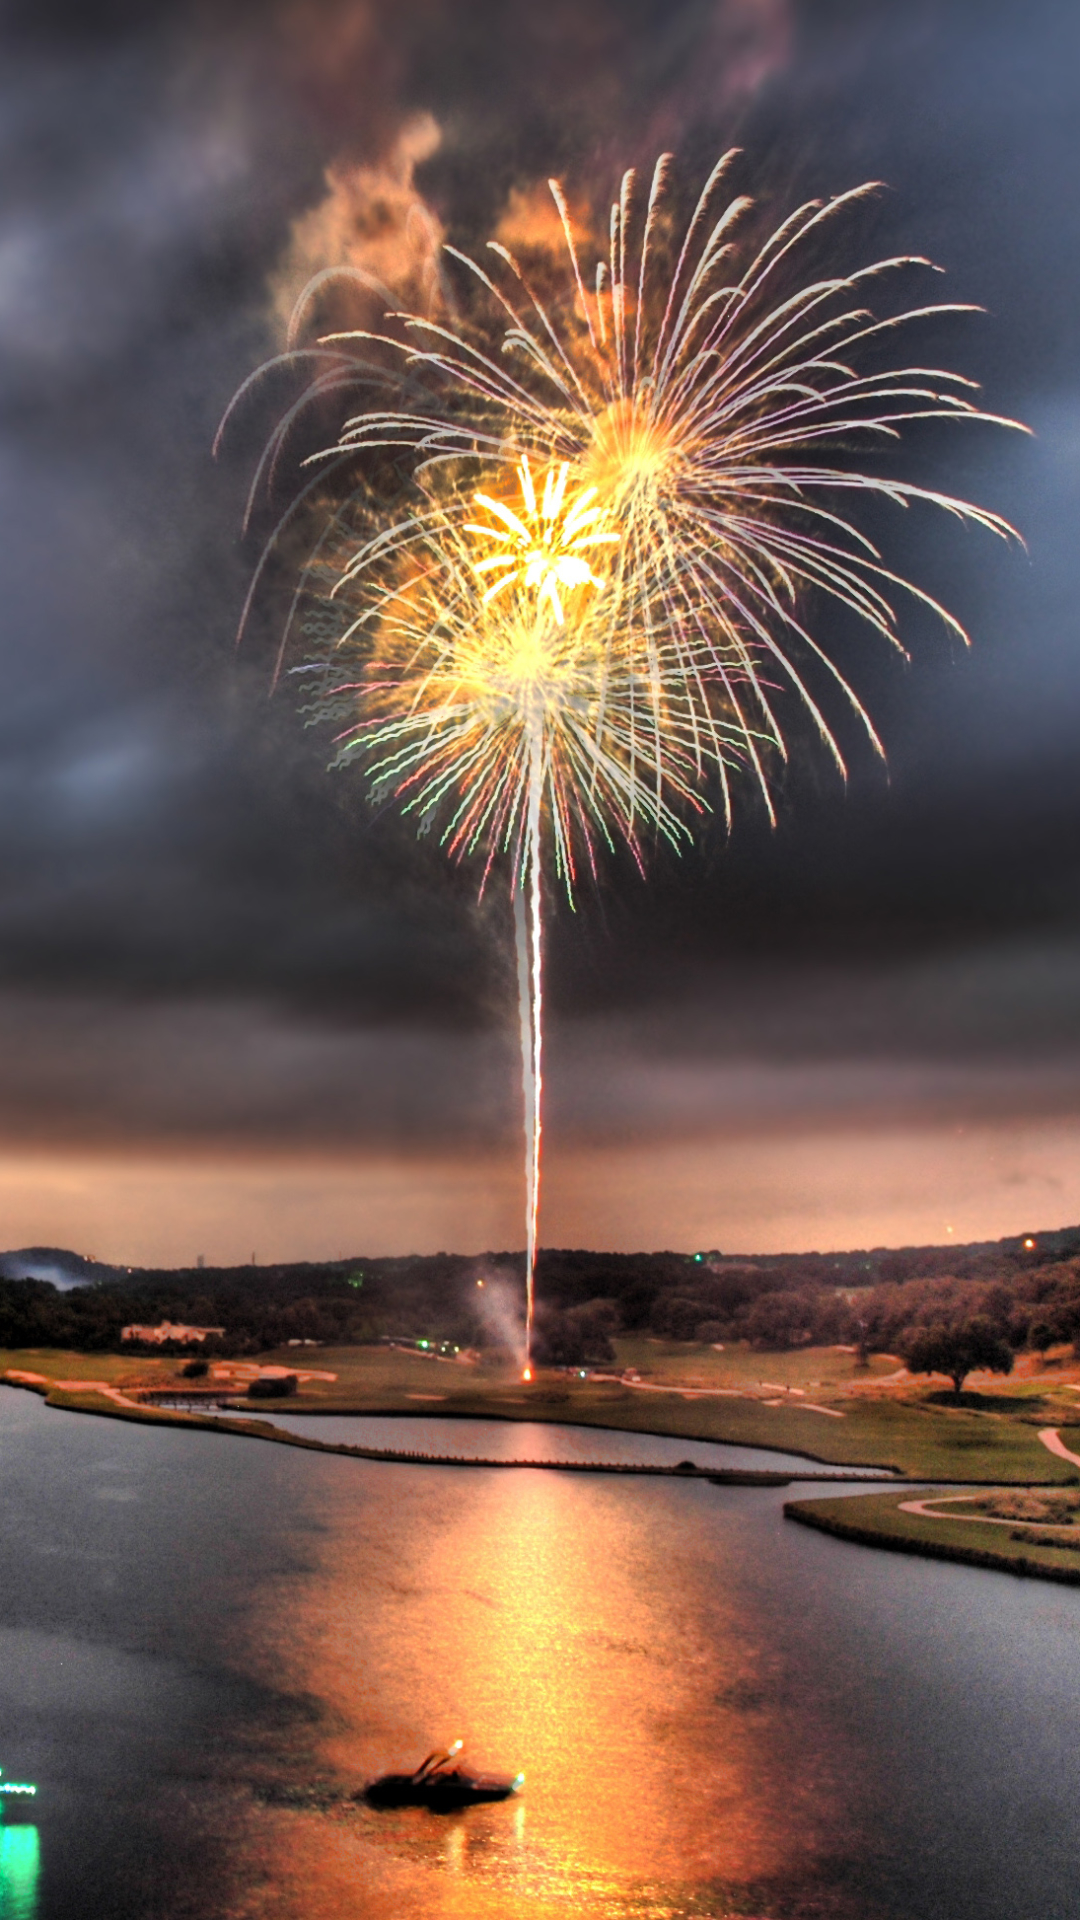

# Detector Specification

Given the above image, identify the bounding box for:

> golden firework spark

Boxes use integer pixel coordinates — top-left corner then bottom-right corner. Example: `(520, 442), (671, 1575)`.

(467, 457), (619, 624)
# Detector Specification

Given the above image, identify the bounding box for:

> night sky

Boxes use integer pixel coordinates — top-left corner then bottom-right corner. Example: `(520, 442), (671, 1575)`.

(1, 0), (1078, 1263)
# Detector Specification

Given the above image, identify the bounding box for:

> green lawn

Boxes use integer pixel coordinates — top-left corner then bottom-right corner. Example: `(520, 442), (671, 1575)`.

(236, 1344), (1080, 1480)
(609, 1336), (902, 1391)
(5, 1342), (1080, 1483)
(0, 1347), (184, 1387)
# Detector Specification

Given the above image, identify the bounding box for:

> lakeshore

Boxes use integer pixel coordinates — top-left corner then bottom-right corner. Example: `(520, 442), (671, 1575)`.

(785, 1488), (1080, 1586)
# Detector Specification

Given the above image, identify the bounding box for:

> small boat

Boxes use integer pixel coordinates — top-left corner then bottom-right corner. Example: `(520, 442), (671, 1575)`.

(363, 1741), (524, 1811)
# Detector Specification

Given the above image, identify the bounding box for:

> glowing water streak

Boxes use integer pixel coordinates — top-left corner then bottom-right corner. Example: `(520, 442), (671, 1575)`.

(0, 1821), (40, 1920)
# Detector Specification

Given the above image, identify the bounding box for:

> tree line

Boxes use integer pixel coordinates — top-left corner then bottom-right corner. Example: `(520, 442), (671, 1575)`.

(1, 1232), (1079, 1387)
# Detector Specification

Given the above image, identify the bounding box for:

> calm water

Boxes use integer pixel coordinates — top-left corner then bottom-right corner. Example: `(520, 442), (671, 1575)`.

(178, 1407), (887, 1474)
(2, 1386), (1079, 1919)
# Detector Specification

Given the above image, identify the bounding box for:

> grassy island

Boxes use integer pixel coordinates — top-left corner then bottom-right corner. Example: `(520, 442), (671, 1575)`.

(11, 1338), (1080, 1579)
(786, 1486), (1080, 1585)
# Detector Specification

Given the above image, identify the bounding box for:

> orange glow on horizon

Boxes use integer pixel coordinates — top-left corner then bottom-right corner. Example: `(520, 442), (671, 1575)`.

(0, 1115), (1079, 1268)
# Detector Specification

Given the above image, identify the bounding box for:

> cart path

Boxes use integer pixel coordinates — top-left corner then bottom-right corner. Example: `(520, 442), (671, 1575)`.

(899, 1489), (1080, 1534)
(1039, 1427), (1080, 1469)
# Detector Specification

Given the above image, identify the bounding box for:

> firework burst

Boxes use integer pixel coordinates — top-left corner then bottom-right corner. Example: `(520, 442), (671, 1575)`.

(317, 458), (710, 883)
(303, 150), (1022, 815)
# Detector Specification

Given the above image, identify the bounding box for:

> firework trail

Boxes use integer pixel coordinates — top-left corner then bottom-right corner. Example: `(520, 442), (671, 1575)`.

(227, 150), (1021, 1367)
(303, 458), (734, 1356)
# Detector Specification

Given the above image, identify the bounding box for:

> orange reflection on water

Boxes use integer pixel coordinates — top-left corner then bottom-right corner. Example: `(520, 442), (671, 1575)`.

(236, 1458), (869, 1919)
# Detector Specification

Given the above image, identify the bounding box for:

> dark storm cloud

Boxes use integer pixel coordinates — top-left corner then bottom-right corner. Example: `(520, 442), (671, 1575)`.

(0, 0), (1078, 1156)
(1, 937), (1080, 1153)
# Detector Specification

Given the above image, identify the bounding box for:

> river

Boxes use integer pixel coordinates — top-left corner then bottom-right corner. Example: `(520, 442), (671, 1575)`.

(1, 1385), (1078, 1919)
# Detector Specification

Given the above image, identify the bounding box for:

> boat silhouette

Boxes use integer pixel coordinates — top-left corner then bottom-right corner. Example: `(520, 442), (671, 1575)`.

(363, 1741), (523, 1811)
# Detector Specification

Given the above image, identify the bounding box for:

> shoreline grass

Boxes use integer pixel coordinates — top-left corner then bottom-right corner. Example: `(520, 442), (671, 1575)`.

(3, 1376), (871, 1483)
(5, 1340), (1080, 1482)
(785, 1489), (1080, 1585)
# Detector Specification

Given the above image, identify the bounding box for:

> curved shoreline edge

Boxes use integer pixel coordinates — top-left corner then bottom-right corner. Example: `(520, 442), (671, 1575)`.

(148, 1393), (899, 1472)
(785, 1498), (1080, 1586)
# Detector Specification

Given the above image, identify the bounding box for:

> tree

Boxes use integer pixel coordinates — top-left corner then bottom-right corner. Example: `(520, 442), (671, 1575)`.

(904, 1317), (1015, 1395)
(248, 1373), (298, 1399)
(650, 1293), (704, 1341)
(741, 1289), (817, 1350)
(532, 1302), (615, 1368)
(1028, 1320), (1057, 1355)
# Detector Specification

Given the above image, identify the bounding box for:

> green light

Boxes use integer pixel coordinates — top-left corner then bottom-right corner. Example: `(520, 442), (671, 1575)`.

(0, 1822), (40, 1920)
(0, 1775), (36, 1805)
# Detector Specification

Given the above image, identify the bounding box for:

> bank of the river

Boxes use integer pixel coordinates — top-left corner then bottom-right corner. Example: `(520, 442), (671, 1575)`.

(786, 1488), (1080, 1584)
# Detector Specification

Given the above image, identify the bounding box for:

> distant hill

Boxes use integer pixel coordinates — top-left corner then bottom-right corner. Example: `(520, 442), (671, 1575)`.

(0, 1247), (126, 1291)
(717, 1221), (1080, 1277)
(2, 1221), (1080, 1292)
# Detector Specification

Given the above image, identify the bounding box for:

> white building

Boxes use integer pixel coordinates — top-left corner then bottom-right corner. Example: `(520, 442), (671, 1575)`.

(120, 1321), (224, 1346)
